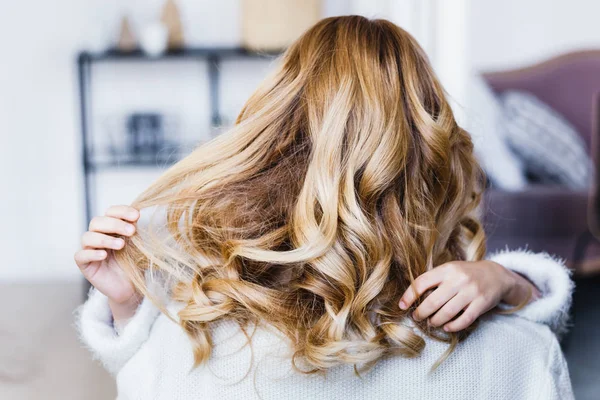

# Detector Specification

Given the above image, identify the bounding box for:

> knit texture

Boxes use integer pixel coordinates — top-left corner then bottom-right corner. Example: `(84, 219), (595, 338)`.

(76, 251), (574, 400)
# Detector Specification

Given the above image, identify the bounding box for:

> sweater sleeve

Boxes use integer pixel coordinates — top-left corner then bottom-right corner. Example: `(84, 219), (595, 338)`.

(539, 334), (575, 399)
(487, 249), (574, 336)
(75, 287), (161, 375)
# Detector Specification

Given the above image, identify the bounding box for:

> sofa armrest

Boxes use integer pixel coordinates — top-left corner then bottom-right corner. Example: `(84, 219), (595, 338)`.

(483, 187), (588, 237)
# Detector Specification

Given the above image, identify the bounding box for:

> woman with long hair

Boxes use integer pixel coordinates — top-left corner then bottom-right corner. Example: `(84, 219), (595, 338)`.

(76, 16), (573, 399)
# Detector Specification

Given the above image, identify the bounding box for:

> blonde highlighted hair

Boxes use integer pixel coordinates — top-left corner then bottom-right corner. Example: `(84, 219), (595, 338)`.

(115, 15), (486, 372)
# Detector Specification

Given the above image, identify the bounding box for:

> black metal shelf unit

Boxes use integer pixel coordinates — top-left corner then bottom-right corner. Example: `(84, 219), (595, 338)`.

(77, 47), (280, 226)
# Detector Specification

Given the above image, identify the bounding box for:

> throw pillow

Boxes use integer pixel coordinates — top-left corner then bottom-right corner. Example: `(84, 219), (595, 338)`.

(464, 74), (528, 191)
(501, 91), (592, 190)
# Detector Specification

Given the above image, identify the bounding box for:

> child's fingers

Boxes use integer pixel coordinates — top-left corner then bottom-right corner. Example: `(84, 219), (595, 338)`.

(74, 249), (107, 268)
(412, 284), (458, 321)
(429, 291), (471, 327)
(399, 269), (444, 310)
(88, 216), (136, 237)
(82, 231), (125, 250)
(105, 205), (140, 222)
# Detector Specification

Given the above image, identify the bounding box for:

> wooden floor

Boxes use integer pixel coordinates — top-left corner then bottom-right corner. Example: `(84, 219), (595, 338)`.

(0, 282), (116, 400)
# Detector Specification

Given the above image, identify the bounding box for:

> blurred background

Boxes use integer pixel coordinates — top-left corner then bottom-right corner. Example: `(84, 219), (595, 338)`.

(1, 0), (599, 399)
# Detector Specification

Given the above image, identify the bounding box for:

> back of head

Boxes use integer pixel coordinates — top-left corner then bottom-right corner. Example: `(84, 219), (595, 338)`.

(116, 15), (485, 371)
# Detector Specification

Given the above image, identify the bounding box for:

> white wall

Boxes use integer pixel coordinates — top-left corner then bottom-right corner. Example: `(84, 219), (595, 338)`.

(0, 1), (92, 281)
(469, 0), (600, 71)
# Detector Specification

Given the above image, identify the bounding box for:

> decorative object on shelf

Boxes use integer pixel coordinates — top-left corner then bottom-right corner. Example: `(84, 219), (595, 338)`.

(118, 15), (137, 52)
(241, 0), (321, 51)
(161, 0), (184, 50)
(127, 113), (165, 156)
(97, 112), (187, 166)
(140, 22), (168, 57)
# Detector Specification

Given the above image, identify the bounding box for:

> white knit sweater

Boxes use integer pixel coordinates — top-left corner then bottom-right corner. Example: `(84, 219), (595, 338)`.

(77, 250), (574, 400)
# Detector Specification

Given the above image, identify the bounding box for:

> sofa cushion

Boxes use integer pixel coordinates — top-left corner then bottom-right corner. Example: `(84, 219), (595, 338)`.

(501, 91), (592, 189)
(465, 75), (528, 191)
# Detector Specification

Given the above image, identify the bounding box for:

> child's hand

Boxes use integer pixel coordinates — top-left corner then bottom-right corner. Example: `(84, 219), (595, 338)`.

(74, 205), (142, 322)
(398, 260), (540, 332)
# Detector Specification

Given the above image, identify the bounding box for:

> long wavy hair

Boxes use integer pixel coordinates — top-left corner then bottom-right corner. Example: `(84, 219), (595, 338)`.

(115, 15), (486, 372)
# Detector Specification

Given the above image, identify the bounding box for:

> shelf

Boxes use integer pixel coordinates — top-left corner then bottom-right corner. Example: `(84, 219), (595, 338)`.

(85, 140), (202, 171)
(78, 47), (283, 63)
(77, 46), (276, 223)
(86, 159), (179, 171)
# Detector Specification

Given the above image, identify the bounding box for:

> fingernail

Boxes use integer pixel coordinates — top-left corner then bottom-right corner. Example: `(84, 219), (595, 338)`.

(96, 250), (106, 258)
(399, 300), (407, 310)
(412, 312), (419, 321)
(114, 238), (124, 248)
(126, 224), (135, 234)
(443, 326), (450, 332)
